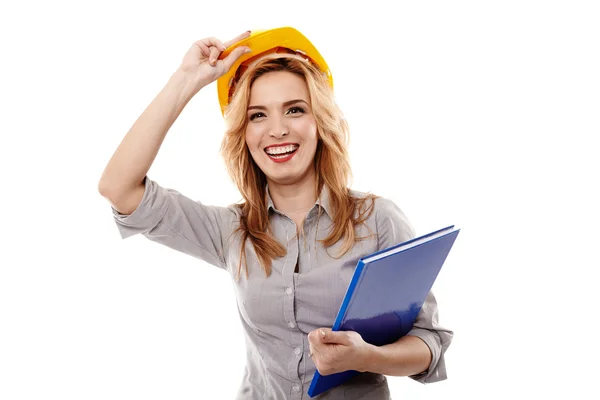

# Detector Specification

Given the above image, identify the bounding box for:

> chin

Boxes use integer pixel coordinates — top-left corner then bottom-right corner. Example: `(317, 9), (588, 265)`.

(265, 172), (301, 185)
(266, 168), (314, 186)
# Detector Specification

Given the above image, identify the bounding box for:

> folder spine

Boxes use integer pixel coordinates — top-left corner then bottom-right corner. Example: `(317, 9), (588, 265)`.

(332, 260), (366, 331)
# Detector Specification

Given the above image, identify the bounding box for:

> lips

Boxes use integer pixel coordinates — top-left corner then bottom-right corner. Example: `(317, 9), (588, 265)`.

(264, 143), (299, 163)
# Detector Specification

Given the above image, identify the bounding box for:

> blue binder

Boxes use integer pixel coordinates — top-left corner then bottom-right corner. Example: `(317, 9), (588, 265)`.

(307, 225), (460, 397)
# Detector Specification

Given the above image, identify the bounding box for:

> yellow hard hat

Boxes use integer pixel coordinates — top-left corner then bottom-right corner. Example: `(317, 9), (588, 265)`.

(216, 27), (333, 116)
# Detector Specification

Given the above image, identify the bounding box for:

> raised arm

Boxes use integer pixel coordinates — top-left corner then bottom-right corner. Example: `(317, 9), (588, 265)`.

(98, 32), (252, 214)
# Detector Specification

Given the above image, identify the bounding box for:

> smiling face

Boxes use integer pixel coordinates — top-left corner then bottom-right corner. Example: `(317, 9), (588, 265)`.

(245, 71), (319, 187)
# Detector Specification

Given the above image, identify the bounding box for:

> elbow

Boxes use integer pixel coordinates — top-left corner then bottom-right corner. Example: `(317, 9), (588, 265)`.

(97, 179), (121, 212)
(97, 167), (115, 197)
(97, 178), (110, 198)
(97, 176), (120, 200)
(98, 178), (145, 216)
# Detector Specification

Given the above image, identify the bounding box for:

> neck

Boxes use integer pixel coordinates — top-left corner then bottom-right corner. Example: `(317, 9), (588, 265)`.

(267, 170), (317, 218)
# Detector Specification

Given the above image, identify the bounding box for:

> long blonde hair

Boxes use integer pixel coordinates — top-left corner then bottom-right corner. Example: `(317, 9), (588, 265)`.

(220, 53), (377, 279)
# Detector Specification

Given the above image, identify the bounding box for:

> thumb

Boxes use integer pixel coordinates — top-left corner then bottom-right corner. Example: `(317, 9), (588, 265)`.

(320, 329), (351, 345)
(221, 46), (252, 72)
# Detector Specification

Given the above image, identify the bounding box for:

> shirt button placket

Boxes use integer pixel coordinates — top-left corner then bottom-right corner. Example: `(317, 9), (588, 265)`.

(284, 223), (302, 388)
(286, 287), (296, 329)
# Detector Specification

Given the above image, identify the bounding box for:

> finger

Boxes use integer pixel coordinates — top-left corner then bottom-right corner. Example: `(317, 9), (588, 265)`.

(209, 46), (221, 66)
(307, 329), (319, 349)
(221, 45), (252, 71)
(308, 330), (326, 352)
(197, 37), (227, 52)
(308, 328), (325, 346)
(194, 40), (211, 58)
(224, 30), (252, 48)
(308, 341), (324, 360)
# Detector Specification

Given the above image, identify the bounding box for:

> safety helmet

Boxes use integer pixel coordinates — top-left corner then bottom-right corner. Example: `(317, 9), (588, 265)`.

(216, 26), (333, 116)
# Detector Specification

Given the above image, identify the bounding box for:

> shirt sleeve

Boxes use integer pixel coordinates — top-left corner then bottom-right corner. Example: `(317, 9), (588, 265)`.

(110, 176), (238, 270)
(375, 197), (454, 383)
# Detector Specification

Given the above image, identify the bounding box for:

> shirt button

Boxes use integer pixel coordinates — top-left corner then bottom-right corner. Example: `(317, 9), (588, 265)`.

(292, 384), (300, 392)
(288, 321), (296, 329)
(294, 347), (301, 356)
(285, 287), (292, 295)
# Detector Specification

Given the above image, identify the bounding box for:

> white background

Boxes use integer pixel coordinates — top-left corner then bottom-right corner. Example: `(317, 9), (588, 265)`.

(1, 1), (599, 399)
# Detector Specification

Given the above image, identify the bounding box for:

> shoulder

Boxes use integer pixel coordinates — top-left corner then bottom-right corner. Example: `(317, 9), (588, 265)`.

(377, 196), (414, 235)
(351, 189), (416, 248)
(348, 189), (407, 220)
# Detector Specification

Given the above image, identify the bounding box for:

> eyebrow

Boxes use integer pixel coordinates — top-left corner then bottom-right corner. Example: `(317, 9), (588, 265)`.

(247, 99), (309, 111)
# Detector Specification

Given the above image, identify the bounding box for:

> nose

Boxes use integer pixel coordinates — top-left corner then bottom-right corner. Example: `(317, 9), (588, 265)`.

(268, 116), (289, 139)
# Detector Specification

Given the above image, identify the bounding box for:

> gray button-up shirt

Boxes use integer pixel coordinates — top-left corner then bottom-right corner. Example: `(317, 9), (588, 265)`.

(111, 176), (453, 399)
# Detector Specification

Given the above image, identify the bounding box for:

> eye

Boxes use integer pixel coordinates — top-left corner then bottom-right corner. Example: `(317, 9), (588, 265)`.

(249, 112), (266, 121)
(287, 106), (305, 115)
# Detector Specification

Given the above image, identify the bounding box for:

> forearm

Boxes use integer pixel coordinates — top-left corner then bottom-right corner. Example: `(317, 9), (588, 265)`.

(98, 69), (200, 196)
(361, 335), (432, 377)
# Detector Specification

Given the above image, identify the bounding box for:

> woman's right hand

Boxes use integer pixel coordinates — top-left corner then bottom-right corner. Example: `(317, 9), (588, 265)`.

(178, 30), (252, 92)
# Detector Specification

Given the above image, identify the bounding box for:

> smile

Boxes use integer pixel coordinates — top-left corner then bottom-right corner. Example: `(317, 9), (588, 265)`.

(264, 144), (299, 163)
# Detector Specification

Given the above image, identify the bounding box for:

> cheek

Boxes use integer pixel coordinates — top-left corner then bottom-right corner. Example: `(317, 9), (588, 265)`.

(293, 119), (318, 143)
(245, 126), (263, 153)
(306, 125), (319, 149)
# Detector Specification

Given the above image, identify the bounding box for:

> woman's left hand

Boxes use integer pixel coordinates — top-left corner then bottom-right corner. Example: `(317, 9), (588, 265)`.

(307, 328), (374, 375)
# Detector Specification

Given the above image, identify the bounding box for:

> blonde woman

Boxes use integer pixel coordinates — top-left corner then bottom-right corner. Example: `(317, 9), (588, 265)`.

(98, 28), (453, 399)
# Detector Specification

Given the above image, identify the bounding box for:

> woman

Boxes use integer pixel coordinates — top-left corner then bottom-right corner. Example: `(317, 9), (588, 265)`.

(98, 28), (453, 399)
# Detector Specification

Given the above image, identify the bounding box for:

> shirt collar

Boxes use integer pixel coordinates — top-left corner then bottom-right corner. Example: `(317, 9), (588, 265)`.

(266, 184), (333, 218)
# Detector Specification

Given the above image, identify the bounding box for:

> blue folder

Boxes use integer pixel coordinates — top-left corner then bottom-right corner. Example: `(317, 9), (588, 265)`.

(307, 225), (460, 397)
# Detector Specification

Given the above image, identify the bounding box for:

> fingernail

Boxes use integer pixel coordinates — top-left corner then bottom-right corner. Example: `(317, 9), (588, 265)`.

(244, 47), (252, 54)
(320, 330), (326, 338)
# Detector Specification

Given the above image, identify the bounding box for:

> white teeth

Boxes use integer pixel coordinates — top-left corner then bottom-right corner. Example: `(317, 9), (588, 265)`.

(265, 145), (299, 155)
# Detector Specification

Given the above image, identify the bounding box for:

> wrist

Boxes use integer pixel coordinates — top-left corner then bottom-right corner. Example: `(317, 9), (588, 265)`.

(357, 343), (381, 373)
(169, 68), (207, 100)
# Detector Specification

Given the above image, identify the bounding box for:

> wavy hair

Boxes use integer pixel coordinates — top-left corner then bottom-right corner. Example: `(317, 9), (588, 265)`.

(220, 52), (377, 279)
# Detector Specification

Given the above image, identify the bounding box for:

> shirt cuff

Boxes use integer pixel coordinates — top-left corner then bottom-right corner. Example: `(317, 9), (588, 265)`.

(406, 327), (447, 383)
(111, 176), (169, 239)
